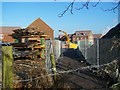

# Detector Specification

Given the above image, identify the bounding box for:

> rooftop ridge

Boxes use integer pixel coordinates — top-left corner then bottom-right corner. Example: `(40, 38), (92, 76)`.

(28, 18), (54, 31)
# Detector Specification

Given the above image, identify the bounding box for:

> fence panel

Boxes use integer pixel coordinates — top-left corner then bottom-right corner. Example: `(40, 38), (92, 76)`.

(86, 40), (97, 65)
(99, 39), (120, 65)
(45, 40), (61, 73)
(45, 40), (52, 73)
(53, 40), (61, 61)
(78, 38), (120, 65)
(77, 39), (95, 64)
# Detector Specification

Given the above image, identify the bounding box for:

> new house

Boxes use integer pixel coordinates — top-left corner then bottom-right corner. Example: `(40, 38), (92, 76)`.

(0, 18), (54, 42)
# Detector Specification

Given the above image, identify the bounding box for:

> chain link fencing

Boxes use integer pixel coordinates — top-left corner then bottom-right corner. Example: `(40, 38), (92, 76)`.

(77, 38), (120, 66)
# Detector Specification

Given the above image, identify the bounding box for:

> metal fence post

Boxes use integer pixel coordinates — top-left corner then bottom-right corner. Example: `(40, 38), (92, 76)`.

(84, 38), (87, 60)
(97, 38), (100, 68)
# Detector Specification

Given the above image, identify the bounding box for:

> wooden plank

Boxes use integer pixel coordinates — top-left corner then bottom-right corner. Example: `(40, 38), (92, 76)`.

(2, 46), (13, 88)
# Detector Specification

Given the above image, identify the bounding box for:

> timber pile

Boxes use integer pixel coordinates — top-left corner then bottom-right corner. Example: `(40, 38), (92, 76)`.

(11, 27), (46, 60)
(12, 27), (44, 37)
(13, 60), (53, 88)
(10, 27), (52, 88)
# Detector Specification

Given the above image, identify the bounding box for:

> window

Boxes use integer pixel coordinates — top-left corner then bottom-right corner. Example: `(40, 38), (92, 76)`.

(0, 34), (4, 39)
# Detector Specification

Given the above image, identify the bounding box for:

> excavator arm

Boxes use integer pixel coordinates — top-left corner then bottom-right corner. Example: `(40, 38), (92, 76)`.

(59, 30), (70, 44)
(59, 30), (78, 49)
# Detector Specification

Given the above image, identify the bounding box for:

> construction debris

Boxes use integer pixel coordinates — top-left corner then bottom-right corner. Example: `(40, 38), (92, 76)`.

(97, 59), (119, 79)
(8, 27), (56, 89)
(88, 58), (120, 88)
(13, 60), (53, 88)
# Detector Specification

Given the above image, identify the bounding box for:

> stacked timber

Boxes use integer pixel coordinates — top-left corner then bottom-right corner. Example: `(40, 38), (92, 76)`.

(10, 27), (53, 89)
(11, 27), (47, 60)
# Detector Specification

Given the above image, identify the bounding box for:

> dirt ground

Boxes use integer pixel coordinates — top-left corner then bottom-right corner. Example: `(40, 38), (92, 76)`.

(55, 48), (110, 89)
(10, 48), (113, 89)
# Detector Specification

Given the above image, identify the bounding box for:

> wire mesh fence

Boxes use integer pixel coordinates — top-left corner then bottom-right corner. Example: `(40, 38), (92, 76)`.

(45, 40), (61, 73)
(77, 38), (120, 66)
(46, 38), (120, 67)
(2, 39), (119, 89)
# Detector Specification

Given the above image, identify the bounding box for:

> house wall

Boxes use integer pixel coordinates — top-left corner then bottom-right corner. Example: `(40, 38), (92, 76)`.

(2, 34), (15, 43)
(88, 32), (94, 45)
(28, 18), (54, 39)
(0, 27), (21, 43)
(73, 31), (94, 45)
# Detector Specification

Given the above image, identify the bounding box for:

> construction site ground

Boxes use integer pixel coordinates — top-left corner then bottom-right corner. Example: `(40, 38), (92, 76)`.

(13, 48), (114, 89)
(13, 60), (53, 88)
(55, 49), (111, 89)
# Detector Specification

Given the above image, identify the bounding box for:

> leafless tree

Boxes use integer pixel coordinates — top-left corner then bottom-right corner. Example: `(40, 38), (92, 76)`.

(57, 0), (120, 17)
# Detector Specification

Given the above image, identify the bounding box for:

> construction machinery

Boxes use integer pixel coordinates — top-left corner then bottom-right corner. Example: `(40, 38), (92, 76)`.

(59, 30), (78, 49)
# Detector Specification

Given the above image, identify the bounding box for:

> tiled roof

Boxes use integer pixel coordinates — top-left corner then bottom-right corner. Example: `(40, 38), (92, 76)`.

(93, 34), (103, 39)
(75, 30), (92, 36)
(28, 18), (54, 39)
(2, 34), (15, 42)
(0, 27), (21, 34)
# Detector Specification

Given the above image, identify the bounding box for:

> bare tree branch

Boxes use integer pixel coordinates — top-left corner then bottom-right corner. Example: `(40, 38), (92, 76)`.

(58, 0), (75, 17)
(58, 0), (120, 17)
(101, 1), (120, 13)
(76, 0), (90, 10)
(92, 0), (101, 7)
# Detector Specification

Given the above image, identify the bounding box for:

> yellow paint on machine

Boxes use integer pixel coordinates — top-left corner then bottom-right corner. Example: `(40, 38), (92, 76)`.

(69, 43), (78, 49)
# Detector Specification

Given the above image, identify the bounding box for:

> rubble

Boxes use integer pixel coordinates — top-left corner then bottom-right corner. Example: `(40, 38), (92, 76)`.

(88, 58), (120, 88)
(13, 60), (54, 88)
(95, 60), (119, 78)
(111, 82), (120, 90)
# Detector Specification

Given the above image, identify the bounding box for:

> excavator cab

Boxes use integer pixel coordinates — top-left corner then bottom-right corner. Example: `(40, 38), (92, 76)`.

(59, 30), (78, 49)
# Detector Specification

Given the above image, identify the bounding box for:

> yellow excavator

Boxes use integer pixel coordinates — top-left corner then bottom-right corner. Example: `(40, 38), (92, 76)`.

(59, 30), (78, 49)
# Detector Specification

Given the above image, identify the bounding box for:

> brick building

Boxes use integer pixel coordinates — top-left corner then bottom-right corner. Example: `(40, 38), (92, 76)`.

(73, 30), (94, 45)
(0, 18), (54, 42)
(28, 18), (54, 39)
(93, 34), (103, 39)
(0, 27), (21, 42)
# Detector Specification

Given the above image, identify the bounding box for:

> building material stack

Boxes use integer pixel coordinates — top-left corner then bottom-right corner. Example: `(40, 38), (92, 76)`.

(11, 27), (47, 60)
(7, 28), (55, 88)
